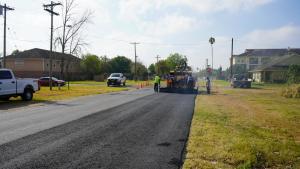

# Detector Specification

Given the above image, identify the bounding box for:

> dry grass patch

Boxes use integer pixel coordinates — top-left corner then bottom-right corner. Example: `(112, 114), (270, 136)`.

(183, 81), (300, 169)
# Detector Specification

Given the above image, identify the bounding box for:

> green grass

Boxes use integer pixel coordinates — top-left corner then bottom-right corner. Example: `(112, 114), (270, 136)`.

(5, 85), (128, 102)
(183, 81), (300, 169)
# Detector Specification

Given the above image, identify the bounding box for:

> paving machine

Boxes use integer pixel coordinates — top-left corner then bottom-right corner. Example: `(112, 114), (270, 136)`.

(159, 61), (198, 94)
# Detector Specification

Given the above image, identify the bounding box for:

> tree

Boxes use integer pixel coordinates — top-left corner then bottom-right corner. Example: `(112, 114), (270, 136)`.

(80, 54), (101, 80)
(166, 53), (187, 70)
(287, 65), (300, 84)
(99, 55), (111, 77)
(54, 0), (93, 79)
(11, 49), (20, 55)
(108, 56), (132, 75)
(131, 62), (148, 80)
(148, 64), (156, 75)
(156, 60), (170, 75)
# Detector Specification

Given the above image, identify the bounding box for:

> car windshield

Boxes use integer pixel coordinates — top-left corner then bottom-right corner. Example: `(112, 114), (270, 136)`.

(110, 74), (121, 77)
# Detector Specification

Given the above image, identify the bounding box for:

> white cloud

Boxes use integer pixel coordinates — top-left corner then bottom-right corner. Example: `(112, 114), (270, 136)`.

(141, 14), (197, 36)
(119, 0), (274, 17)
(242, 25), (300, 49)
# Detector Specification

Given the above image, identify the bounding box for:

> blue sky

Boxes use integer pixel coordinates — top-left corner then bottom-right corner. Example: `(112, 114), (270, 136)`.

(1, 0), (300, 70)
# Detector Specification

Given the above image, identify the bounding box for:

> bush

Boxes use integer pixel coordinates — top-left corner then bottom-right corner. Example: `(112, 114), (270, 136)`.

(287, 65), (300, 84)
(281, 84), (300, 98)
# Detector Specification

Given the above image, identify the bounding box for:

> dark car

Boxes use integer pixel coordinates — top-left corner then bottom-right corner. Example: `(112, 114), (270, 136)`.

(107, 73), (126, 86)
(231, 74), (252, 88)
(38, 77), (65, 86)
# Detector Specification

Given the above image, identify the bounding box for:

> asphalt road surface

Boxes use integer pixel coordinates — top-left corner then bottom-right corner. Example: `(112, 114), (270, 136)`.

(0, 91), (196, 169)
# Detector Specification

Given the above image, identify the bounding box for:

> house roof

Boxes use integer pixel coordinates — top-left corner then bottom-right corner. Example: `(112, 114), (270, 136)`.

(6, 48), (81, 61)
(236, 48), (300, 57)
(250, 54), (300, 72)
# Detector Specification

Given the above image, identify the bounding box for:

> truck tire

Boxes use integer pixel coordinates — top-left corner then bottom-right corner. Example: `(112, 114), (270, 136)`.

(22, 89), (33, 101)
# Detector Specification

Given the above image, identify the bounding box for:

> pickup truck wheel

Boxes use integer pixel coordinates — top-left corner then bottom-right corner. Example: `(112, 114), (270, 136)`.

(22, 89), (33, 101)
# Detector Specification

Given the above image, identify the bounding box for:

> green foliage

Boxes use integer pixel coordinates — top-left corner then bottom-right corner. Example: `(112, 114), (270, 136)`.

(80, 54), (101, 79)
(156, 60), (170, 75)
(11, 49), (20, 55)
(108, 56), (132, 75)
(287, 64), (300, 84)
(166, 53), (187, 71)
(148, 64), (156, 75)
(131, 62), (148, 80)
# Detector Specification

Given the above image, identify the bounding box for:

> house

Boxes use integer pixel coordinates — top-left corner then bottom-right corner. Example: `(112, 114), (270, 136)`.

(250, 53), (300, 83)
(233, 48), (300, 71)
(4, 48), (81, 80)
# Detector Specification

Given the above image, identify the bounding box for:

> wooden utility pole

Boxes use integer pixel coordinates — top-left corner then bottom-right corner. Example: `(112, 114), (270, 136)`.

(130, 42), (140, 81)
(155, 55), (161, 75)
(1, 4), (14, 68)
(43, 1), (61, 90)
(230, 38), (234, 79)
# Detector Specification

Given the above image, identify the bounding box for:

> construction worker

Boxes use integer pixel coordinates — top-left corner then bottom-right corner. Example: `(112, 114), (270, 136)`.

(206, 77), (211, 94)
(154, 75), (161, 93)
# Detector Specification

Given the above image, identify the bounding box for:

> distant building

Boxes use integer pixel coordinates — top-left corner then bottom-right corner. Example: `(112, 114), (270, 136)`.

(233, 48), (300, 71)
(4, 48), (81, 80)
(250, 53), (300, 83)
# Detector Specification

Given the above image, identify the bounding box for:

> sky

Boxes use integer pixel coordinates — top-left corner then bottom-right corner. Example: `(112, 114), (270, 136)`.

(1, 0), (300, 70)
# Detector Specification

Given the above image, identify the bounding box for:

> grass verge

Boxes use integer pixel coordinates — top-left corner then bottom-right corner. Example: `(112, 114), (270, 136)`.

(183, 81), (300, 169)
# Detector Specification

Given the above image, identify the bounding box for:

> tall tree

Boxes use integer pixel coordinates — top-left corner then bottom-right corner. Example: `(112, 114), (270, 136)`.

(148, 64), (156, 75)
(108, 56), (132, 75)
(166, 53), (187, 70)
(80, 54), (101, 80)
(131, 62), (148, 80)
(54, 0), (92, 79)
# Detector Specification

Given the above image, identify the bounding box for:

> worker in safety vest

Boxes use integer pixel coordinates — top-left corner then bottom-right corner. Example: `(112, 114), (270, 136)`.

(154, 75), (161, 92)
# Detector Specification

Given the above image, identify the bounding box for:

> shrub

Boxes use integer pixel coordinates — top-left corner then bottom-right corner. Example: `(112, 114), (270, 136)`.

(281, 84), (300, 98)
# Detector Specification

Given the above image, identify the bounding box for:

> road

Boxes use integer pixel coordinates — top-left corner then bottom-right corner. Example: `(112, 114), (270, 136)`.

(0, 90), (196, 169)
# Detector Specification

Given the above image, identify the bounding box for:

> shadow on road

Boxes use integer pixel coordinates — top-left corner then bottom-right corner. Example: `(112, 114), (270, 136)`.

(0, 100), (78, 111)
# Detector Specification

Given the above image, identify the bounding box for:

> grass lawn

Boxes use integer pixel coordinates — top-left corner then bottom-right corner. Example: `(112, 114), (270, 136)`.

(183, 80), (300, 169)
(5, 85), (128, 102)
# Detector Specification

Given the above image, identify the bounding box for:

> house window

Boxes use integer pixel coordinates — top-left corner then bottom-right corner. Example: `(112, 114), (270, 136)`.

(261, 57), (270, 64)
(249, 57), (258, 64)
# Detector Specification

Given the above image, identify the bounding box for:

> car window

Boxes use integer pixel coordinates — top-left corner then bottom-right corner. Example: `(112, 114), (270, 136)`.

(110, 74), (120, 77)
(0, 71), (13, 80)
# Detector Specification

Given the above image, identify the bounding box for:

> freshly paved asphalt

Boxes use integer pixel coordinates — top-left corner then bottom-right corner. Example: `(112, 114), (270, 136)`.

(0, 91), (196, 169)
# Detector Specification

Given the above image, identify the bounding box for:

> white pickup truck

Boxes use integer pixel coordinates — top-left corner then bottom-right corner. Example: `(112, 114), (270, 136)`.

(0, 69), (40, 101)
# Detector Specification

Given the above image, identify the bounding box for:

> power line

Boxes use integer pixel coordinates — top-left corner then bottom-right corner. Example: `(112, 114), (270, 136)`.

(43, 1), (62, 90)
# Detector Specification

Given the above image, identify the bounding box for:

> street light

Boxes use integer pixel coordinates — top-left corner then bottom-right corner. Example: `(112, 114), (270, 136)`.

(209, 37), (215, 77)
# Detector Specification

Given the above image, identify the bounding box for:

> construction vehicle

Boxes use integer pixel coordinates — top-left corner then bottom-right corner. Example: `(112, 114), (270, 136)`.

(159, 61), (198, 94)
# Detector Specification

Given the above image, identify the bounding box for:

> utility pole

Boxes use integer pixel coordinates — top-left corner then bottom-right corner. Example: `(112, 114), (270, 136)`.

(130, 42), (140, 81)
(155, 55), (161, 75)
(43, 1), (61, 90)
(1, 4), (14, 68)
(230, 38), (234, 79)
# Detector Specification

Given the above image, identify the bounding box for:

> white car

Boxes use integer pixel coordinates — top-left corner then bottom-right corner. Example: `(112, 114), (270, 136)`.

(0, 69), (40, 101)
(107, 73), (126, 86)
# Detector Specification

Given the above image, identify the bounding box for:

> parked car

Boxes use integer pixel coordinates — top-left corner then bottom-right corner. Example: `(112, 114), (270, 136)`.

(0, 69), (40, 101)
(107, 73), (126, 86)
(231, 74), (252, 88)
(38, 77), (65, 86)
